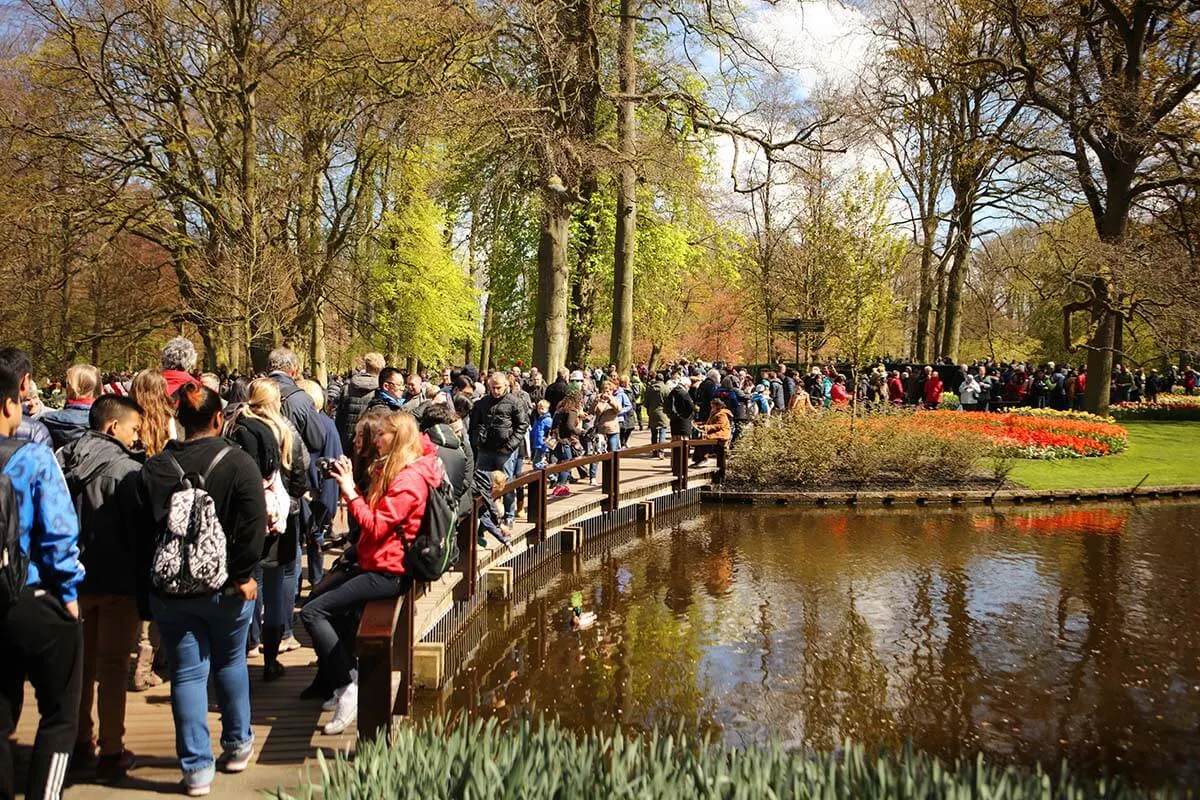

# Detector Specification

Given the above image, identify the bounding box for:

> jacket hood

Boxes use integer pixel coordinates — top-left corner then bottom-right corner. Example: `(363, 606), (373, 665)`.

(348, 374), (379, 394)
(423, 423), (463, 452)
(58, 430), (141, 484)
(402, 438), (445, 489)
(162, 369), (197, 398)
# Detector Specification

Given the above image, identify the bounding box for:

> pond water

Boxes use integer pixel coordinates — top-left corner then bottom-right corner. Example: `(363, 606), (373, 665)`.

(416, 502), (1200, 787)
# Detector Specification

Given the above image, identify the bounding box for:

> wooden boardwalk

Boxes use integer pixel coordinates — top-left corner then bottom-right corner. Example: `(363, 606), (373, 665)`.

(11, 429), (716, 797)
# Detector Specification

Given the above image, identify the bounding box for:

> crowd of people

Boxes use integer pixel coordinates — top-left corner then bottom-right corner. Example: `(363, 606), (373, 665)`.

(2, 338), (1195, 799)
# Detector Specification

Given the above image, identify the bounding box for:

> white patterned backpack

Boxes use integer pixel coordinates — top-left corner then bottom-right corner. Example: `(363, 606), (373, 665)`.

(152, 447), (232, 596)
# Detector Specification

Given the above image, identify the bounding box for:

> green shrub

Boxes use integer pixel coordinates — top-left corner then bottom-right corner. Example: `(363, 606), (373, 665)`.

(275, 717), (1188, 799)
(729, 411), (986, 488)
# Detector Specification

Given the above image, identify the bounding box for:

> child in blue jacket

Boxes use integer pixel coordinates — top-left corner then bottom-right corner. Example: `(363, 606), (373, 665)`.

(530, 400), (552, 469)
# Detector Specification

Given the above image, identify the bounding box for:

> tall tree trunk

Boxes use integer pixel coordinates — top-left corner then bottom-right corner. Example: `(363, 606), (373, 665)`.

(309, 310), (327, 386)
(480, 293), (494, 372)
(940, 195), (974, 363)
(609, 0), (637, 372)
(914, 215), (937, 362)
(1082, 190), (1133, 416)
(533, 202), (570, 376)
(567, 179), (600, 367)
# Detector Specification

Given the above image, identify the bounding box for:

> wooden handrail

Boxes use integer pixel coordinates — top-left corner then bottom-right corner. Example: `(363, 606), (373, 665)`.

(353, 432), (728, 739)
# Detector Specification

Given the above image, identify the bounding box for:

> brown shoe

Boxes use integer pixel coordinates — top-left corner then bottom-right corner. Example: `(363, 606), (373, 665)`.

(96, 750), (136, 783)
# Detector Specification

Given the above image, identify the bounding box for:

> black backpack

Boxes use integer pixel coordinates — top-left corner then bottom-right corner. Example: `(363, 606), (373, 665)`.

(404, 465), (461, 583)
(0, 439), (30, 614)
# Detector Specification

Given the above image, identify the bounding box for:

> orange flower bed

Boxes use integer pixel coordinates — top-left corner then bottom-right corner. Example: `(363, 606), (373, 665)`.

(865, 410), (1128, 459)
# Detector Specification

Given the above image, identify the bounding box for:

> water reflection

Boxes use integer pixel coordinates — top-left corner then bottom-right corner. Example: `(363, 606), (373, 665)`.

(419, 502), (1200, 786)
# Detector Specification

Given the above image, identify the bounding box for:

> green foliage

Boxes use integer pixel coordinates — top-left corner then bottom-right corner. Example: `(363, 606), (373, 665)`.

(728, 411), (986, 488)
(371, 175), (477, 365)
(633, 189), (742, 358)
(276, 717), (1189, 799)
(812, 173), (908, 362)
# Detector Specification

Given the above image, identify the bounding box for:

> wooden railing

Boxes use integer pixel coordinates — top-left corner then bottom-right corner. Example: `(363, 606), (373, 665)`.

(354, 434), (726, 740)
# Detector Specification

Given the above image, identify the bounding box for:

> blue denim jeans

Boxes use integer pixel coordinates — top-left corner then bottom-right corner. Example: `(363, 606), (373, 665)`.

(151, 592), (254, 784)
(589, 432), (619, 479)
(251, 541), (300, 643)
(553, 442), (574, 486)
(307, 525), (326, 589)
(476, 449), (520, 526)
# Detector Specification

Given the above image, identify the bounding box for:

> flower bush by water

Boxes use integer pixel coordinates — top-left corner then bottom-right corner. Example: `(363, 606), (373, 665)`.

(729, 409), (1128, 488)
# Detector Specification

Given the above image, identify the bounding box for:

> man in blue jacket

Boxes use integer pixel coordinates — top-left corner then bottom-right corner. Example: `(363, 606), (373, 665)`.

(0, 348), (52, 447)
(0, 352), (85, 800)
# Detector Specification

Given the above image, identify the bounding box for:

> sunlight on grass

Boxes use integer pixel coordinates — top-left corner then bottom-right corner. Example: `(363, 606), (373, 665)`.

(1009, 422), (1200, 489)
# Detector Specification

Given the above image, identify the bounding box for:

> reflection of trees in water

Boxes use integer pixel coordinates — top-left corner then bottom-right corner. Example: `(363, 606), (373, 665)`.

(436, 502), (1200, 786)
(1060, 533), (1136, 767)
(938, 564), (980, 758)
(798, 585), (897, 750)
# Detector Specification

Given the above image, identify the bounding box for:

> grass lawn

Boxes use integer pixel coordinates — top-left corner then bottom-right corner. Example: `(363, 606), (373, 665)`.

(1009, 421), (1200, 490)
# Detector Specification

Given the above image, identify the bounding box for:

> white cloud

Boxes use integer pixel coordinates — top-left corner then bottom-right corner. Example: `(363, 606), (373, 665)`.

(745, 0), (874, 96)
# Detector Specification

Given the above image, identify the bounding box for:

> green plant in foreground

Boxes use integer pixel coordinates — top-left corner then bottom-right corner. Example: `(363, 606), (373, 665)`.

(272, 717), (1195, 799)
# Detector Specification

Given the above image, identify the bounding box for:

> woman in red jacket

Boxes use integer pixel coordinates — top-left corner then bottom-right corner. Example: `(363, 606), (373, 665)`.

(923, 369), (944, 409)
(300, 411), (443, 735)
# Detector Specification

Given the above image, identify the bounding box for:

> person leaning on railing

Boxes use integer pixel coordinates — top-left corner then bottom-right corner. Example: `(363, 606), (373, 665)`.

(692, 397), (733, 467)
(302, 412), (443, 736)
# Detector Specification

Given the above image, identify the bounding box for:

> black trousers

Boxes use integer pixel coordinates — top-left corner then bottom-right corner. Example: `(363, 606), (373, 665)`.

(300, 570), (406, 689)
(0, 588), (84, 800)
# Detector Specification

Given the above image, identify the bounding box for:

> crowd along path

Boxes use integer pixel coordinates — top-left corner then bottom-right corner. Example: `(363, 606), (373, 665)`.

(12, 428), (722, 798)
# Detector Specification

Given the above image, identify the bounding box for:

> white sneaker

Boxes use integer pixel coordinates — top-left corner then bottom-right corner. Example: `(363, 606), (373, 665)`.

(322, 669), (358, 710)
(321, 685), (343, 712)
(323, 681), (358, 735)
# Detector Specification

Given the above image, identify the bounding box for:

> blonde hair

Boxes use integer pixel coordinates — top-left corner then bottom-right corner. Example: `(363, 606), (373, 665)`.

(65, 363), (101, 401)
(363, 353), (385, 374)
(368, 412), (425, 507)
(240, 378), (296, 471)
(130, 369), (175, 455)
(299, 378), (325, 412)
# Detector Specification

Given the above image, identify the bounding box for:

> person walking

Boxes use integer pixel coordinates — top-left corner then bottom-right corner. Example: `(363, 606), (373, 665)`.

(334, 353), (384, 454)
(644, 373), (670, 455)
(665, 373), (696, 439)
(0, 353), (85, 800)
(299, 380), (342, 591)
(225, 379), (307, 682)
(159, 337), (200, 399)
(57, 396), (147, 783)
(140, 384), (265, 797)
(468, 374), (529, 535)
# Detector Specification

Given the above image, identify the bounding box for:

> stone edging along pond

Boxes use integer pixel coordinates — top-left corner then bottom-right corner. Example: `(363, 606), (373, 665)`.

(701, 484), (1200, 506)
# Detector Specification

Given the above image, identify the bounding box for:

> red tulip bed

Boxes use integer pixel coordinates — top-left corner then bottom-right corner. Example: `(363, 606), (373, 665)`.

(892, 409), (1128, 459)
(1112, 393), (1200, 421)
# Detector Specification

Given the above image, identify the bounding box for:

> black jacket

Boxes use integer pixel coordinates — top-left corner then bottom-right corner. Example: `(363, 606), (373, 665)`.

(469, 392), (530, 455)
(695, 378), (717, 423)
(424, 422), (473, 516)
(665, 384), (695, 436)
(140, 436), (267, 590)
(57, 431), (146, 600)
(334, 373), (379, 455)
(270, 372), (325, 457)
(544, 379), (569, 413)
